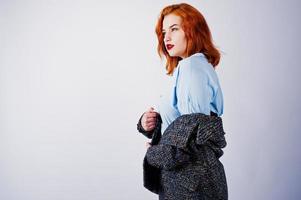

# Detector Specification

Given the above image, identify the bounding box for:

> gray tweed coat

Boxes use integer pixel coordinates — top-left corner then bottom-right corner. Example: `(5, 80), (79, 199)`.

(137, 113), (228, 200)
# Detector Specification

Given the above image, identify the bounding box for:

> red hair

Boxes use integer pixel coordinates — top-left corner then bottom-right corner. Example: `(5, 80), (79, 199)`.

(155, 3), (221, 75)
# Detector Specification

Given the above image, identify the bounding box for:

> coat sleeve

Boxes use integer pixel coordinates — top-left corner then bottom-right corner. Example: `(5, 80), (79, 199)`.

(145, 144), (191, 170)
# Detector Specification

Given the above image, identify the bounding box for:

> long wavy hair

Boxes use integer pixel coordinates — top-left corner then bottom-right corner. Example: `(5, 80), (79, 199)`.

(155, 3), (221, 75)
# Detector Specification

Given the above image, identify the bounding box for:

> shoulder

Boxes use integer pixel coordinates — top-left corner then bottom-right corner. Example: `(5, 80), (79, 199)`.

(179, 53), (215, 81)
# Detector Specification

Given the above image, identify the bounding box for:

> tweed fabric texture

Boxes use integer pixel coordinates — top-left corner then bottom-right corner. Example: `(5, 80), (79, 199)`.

(138, 113), (228, 200)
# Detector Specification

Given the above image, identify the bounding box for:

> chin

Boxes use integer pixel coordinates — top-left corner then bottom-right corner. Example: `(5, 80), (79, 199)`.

(168, 51), (178, 57)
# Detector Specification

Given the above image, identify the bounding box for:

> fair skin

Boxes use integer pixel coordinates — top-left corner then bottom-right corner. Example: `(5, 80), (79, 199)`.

(162, 14), (187, 59)
(143, 14), (187, 149)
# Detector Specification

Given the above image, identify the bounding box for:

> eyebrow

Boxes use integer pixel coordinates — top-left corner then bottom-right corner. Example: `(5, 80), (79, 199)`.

(162, 24), (179, 32)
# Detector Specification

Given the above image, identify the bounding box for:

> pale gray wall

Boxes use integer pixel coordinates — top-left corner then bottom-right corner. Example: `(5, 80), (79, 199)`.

(0, 0), (300, 200)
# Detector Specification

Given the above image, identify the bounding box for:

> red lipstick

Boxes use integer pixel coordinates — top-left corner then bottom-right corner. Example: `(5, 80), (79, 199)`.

(166, 44), (174, 50)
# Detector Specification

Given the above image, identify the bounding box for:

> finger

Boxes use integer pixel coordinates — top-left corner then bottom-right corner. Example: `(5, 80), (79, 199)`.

(146, 122), (156, 127)
(146, 118), (156, 123)
(146, 112), (157, 118)
(147, 121), (156, 126)
(146, 117), (156, 122)
(145, 124), (155, 131)
(148, 125), (155, 130)
(146, 119), (155, 124)
(146, 122), (156, 128)
(145, 111), (157, 116)
(145, 113), (157, 119)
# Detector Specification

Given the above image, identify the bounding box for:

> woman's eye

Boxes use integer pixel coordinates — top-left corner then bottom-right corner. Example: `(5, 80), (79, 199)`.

(171, 28), (178, 32)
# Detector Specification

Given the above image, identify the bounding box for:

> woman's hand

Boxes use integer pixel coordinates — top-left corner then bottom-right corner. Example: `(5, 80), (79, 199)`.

(141, 107), (158, 132)
(145, 142), (152, 149)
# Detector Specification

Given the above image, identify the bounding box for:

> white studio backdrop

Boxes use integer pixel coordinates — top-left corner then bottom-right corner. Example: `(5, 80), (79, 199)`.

(0, 0), (300, 200)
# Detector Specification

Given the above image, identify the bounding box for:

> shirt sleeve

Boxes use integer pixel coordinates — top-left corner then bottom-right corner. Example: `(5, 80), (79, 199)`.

(186, 58), (218, 115)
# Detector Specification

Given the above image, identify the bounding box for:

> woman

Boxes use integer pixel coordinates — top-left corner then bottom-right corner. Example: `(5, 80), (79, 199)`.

(137, 3), (227, 199)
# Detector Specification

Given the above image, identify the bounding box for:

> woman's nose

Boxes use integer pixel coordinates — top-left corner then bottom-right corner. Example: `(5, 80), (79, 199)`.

(164, 32), (171, 43)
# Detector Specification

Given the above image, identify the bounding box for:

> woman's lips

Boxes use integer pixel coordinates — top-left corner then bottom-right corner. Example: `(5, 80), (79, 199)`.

(166, 44), (174, 50)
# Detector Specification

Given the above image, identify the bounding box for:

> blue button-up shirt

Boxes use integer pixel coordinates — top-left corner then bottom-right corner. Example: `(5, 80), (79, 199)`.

(157, 53), (224, 133)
